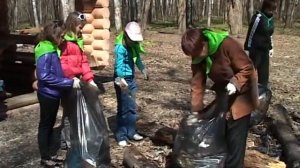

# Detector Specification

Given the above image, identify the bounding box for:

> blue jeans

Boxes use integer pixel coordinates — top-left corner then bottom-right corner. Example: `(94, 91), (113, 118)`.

(114, 77), (138, 142)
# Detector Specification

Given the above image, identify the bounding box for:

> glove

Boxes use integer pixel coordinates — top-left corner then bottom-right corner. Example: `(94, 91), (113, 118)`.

(226, 83), (236, 95)
(73, 77), (81, 89)
(115, 77), (128, 90)
(269, 49), (273, 57)
(142, 69), (149, 80)
(89, 80), (97, 87)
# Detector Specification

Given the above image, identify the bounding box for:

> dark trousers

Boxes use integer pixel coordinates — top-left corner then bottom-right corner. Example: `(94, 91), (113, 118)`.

(37, 93), (60, 160)
(249, 49), (270, 88)
(225, 114), (251, 168)
(114, 77), (138, 142)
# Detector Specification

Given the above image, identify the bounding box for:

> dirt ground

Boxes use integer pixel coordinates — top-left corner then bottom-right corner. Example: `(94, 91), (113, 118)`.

(0, 29), (299, 168)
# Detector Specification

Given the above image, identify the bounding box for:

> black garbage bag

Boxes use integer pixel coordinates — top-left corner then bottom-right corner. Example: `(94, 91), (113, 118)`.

(171, 94), (229, 168)
(65, 82), (110, 168)
(249, 84), (272, 127)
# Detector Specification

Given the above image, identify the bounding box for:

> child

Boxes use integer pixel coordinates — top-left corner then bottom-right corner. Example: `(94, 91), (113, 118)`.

(35, 20), (80, 167)
(114, 21), (148, 146)
(181, 28), (258, 167)
(244, 0), (277, 88)
(59, 11), (97, 166)
(60, 11), (96, 85)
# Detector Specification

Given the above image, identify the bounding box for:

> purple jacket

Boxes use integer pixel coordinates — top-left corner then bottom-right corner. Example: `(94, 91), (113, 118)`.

(36, 52), (73, 99)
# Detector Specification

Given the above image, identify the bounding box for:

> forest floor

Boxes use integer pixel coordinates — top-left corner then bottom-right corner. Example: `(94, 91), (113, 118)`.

(0, 27), (299, 167)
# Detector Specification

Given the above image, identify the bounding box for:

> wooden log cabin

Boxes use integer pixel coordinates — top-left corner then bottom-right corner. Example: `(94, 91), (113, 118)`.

(0, 0), (110, 94)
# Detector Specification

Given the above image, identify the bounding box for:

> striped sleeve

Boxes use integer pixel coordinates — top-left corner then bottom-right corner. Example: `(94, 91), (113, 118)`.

(246, 14), (261, 49)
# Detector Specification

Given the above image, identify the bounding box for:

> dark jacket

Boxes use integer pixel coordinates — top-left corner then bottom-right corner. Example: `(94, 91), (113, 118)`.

(191, 37), (259, 120)
(36, 52), (73, 99)
(244, 10), (274, 51)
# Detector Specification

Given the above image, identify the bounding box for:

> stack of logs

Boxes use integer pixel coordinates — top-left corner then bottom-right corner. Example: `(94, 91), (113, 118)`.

(77, 0), (110, 69)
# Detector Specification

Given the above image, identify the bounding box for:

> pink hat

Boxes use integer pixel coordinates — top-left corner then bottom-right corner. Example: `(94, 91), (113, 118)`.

(125, 22), (143, 42)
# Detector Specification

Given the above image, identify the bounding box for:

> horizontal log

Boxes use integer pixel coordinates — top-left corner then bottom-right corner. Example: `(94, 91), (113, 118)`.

(82, 33), (94, 45)
(82, 24), (95, 34)
(92, 29), (110, 40)
(5, 92), (38, 110)
(123, 146), (158, 168)
(92, 8), (110, 19)
(6, 103), (39, 118)
(84, 13), (94, 23)
(270, 104), (300, 168)
(92, 40), (110, 50)
(92, 19), (110, 29)
(95, 0), (109, 8)
(83, 45), (93, 55)
(244, 150), (286, 168)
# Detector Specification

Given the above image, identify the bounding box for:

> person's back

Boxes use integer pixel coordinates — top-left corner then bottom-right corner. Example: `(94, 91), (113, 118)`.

(244, 10), (274, 51)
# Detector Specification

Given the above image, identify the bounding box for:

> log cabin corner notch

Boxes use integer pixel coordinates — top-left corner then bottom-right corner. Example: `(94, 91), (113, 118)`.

(76, 0), (110, 69)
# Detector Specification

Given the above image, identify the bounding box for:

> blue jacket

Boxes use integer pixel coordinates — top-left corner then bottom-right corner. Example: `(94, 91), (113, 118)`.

(36, 52), (73, 99)
(114, 44), (145, 78)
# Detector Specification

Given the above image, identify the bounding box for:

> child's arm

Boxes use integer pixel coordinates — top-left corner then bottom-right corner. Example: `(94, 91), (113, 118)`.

(191, 63), (206, 113)
(135, 55), (145, 72)
(115, 45), (126, 78)
(36, 54), (73, 88)
(81, 54), (94, 82)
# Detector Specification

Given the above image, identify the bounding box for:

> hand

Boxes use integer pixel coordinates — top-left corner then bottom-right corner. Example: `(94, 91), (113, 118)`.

(142, 69), (149, 80)
(89, 80), (97, 87)
(73, 77), (81, 89)
(269, 49), (273, 57)
(115, 77), (128, 90)
(226, 83), (236, 95)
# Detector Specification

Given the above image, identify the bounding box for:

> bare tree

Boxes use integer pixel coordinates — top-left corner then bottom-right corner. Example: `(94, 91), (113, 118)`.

(284, 0), (297, 28)
(207, 0), (212, 27)
(31, 0), (39, 27)
(228, 0), (243, 35)
(114, 0), (122, 32)
(247, 0), (254, 23)
(178, 0), (186, 33)
(141, 0), (152, 31)
(187, 0), (193, 28)
(60, 0), (75, 21)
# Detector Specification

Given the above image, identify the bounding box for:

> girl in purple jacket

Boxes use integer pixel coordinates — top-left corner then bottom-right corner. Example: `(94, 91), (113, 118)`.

(35, 21), (80, 167)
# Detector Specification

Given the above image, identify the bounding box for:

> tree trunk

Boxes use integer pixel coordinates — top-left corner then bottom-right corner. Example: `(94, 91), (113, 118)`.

(8, 0), (18, 31)
(247, 0), (254, 24)
(114, 0), (122, 32)
(31, 0), (39, 27)
(178, 0), (186, 33)
(227, 0), (243, 35)
(207, 0), (212, 27)
(284, 0), (296, 28)
(202, 0), (206, 18)
(141, 0), (152, 31)
(186, 0), (193, 28)
(60, 0), (75, 21)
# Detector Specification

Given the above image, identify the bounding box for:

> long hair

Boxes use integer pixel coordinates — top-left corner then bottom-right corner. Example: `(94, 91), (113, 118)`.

(64, 11), (86, 35)
(37, 20), (64, 45)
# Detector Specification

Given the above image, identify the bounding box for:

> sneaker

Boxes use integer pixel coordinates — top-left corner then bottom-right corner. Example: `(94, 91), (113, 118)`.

(132, 134), (143, 141)
(118, 140), (128, 147)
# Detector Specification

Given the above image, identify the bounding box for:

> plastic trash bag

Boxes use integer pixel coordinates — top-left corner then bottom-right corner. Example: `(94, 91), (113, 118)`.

(249, 84), (272, 127)
(171, 94), (229, 168)
(65, 82), (110, 168)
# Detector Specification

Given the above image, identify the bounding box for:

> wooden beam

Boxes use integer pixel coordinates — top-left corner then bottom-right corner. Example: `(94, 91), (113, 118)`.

(5, 92), (38, 110)
(123, 146), (159, 168)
